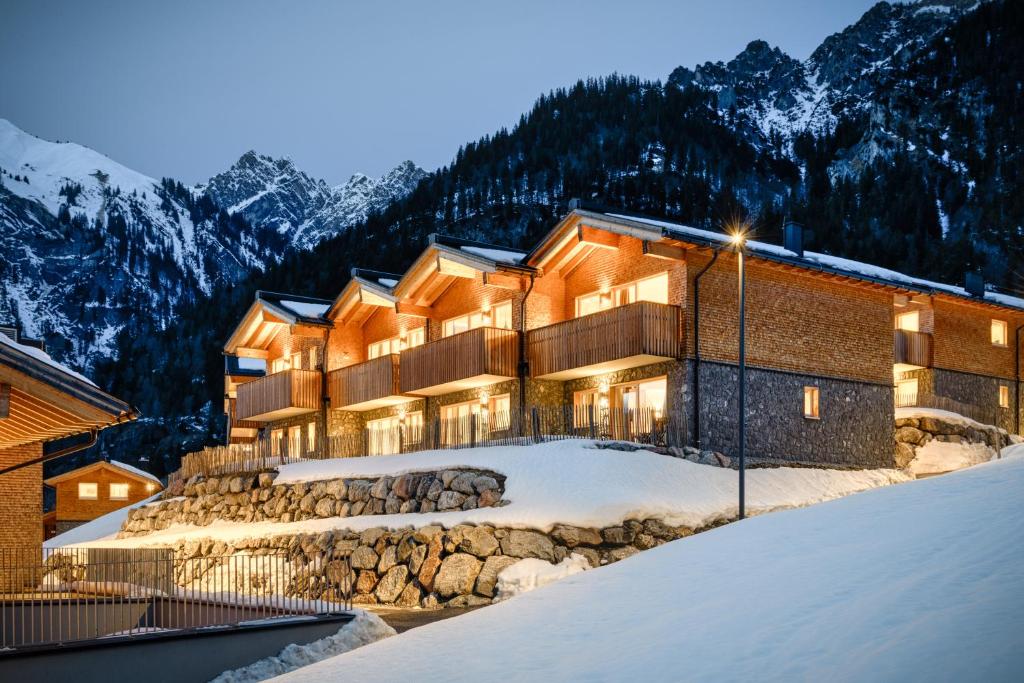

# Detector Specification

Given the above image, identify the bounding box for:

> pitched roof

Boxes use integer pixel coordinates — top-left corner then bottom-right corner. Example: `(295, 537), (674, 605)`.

(223, 290), (333, 354)
(43, 459), (162, 487)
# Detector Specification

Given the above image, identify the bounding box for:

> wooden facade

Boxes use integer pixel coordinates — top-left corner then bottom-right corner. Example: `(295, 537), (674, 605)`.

(45, 461), (162, 531)
(528, 301), (683, 379)
(894, 330), (934, 368)
(328, 354), (408, 411)
(399, 327), (520, 395)
(235, 369), (321, 421)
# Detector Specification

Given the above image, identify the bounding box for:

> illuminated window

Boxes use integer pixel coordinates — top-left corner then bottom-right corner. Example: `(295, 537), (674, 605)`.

(307, 422), (317, 452)
(109, 483), (129, 500)
(369, 327), (426, 359)
(288, 426), (302, 456)
(442, 302), (512, 337)
(895, 310), (920, 332)
(307, 346), (319, 370)
(271, 357), (288, 374)
(803, 387), (820, 419)
(78, 482), (98, 500)
(291, 351), (302, 370)
(575, 273), (669, 318)
(270, 429), (283, 457)
(366, 413), (420, 456)
(999, 385), (1010, 409)
(991, 320), (1008, 346)
(573, 389), (600, 427)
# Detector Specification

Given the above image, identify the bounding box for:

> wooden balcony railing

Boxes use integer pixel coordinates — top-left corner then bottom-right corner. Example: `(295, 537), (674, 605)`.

(328, 354), (404, 411)
(400, 327), (520, 395)
(235, 368), (321, 421)
(528, 301), (683, 379)
(894, 330), (933, 367)
(226, 397), (261, 442)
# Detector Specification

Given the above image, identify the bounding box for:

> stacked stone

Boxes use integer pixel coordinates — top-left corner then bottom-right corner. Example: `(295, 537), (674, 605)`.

(118, 468), (505, 537)
(894, 414), (1012, 468)
(162, 519), (695, 609)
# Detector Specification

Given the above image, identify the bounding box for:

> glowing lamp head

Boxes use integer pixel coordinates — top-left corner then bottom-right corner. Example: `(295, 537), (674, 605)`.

(728, 230), (747, 248)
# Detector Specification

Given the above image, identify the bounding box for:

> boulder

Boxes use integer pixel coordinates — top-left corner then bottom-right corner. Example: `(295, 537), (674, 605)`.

(437, 490), (467, 510)
(894, 442), (916, 469)
(458, 526), (499, 557)
(500, 530), (555, 561)
(445, 594), (492, 607)
(374, 565), (409, 603)
(409, 544), (427, 575)
(440, 470), (462, 488)
(355, 570), (378, 594)
(378, 545), (398, 573)
(399, 499), (419, 514)
(395, 581), (423, 607)
(474, 555), (518, 597)
(392, 474), (419, 500)
(895, 426), (926, 445)
(601, 526), (635, 545)
(314, 497), (335, 518)
(551, 525), (603, 548)
(384, 493), (402, 515)
(417, 535), (444, 591)
(370, 477), (392, 500)
(258, 472), (277, 488)
(472, 475), (499, 494)
(348, 481), (371, 502)
(412, 525), (444, 543)
(449, 472), (478, 495)
(426, 479), (444, 501)
(349, 546), (380, 570)
(298, 493), (317, 514)
(434, 553), (482, 598)
(478, 488), (501, 507)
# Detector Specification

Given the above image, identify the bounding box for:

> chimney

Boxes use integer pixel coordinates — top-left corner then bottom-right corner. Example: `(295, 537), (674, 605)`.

(964, 271), (986, 297)
(784, 222), (804, 257)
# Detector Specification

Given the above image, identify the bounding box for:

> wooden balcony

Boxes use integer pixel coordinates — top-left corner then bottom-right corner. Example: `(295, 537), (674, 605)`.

(528, 301), (682, 380)
(235, 368), (321, 422)
(328, 354), (413, 411)
(226, 397), (260, 443)
(400, 327), (520, 396)
(894, 330), (933, 368)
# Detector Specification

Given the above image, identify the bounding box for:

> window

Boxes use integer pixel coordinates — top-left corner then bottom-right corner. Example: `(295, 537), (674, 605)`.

(895, 378), (919, 407)
(271, 429), (284, 457)
(895, 310), (920, 332)
(307, 422), (317, 452)
(803, 387), (820, 419)
(573, 388), (601, 427)
(109, 483), (129, 500)
(78, 482), (98, 500)
(291, 351), (302, 370)
(442, 301), (513, 337)
(991, 319), (1008, 346)
(575, 272), (669, 318)
(307, 346), (319, 370)
(288, 426), (303, 456)
(271, 357), (288, 374)
(366, 412), (421, 456)
(368, 327), (426, 359)
(999, 385), (1010, 409)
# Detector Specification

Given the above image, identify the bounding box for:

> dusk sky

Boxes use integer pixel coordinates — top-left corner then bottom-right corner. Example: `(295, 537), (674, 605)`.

(0, 0), (877, 185)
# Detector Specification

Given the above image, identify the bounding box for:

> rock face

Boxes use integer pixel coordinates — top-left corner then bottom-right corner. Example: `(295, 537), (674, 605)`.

(143, 518), (695, 610)
(894, 414), (1012, 471)
(119, 467), (506, 536)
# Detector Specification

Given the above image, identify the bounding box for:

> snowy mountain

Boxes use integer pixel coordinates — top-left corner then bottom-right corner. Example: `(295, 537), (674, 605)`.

(202, 153), (426, 251)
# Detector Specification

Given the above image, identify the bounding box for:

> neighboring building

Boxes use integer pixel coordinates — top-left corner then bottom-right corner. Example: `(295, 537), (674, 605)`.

(221, 203), (1024, 468)
(0, 327), (137, 550)
(43, 460), (162, 534)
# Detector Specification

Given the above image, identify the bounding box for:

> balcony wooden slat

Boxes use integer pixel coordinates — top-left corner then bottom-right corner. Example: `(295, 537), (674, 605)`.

(400, 328), (520, 395)
(328, 354), (405, 411)
(893, 330), (933, 367)
(528, 301), (682, 379)
(236, 369), (321, 421)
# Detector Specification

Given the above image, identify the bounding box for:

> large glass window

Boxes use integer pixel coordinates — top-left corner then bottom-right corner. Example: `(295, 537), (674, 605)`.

(442, 301), (513, 337)
(369, 327), (426, 359)
(895, 310), (920, 332)
(367, 411), (422, 455)
(575, 272), (669, 317)
(288, 426), (302, 456)
(109, 483), (129, 500)
(271, 429), (284, 457)
(991, 319), (1008, 346)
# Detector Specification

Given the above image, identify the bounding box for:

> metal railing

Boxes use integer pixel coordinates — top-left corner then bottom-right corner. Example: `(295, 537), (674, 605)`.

(0, 546), (351, 649)
(894, 389), (999, 427)
(174, 404), (685, 480)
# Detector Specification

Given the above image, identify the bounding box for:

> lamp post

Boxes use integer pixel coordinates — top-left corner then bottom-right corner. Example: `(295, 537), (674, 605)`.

(730, 231), (747, 519)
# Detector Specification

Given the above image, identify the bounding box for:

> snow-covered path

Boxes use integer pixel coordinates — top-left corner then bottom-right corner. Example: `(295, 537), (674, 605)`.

(273, 450), (1024, 682)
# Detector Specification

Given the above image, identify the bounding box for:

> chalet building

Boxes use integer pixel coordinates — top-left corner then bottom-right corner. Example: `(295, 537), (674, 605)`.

(221, 203), (1024, 468)
(0, 327), (137, 550)
(43, 460), (162, 534)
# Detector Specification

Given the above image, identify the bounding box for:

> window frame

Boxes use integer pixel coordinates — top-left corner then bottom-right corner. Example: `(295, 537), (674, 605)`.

(803, 386), (821, 420)
(78, 482), (98, 500)
(999, 385), (1010, 409)
(109, 482), (129, 500)
(991, 319), (1008, 347)
(441, 301), (513, 338)
(574, 272), (669, 318)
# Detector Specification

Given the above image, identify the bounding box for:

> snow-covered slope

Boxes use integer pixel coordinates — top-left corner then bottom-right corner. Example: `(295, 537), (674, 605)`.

(202, 153), (425, 251)
(277, 448), (1024, 682)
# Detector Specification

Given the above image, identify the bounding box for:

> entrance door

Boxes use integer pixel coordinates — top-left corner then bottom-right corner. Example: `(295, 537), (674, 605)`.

(611, 377), (667, 441)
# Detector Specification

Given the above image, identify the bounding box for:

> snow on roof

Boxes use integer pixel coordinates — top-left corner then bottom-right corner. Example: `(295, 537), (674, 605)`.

(56, 440), (907, 548)
(109, 460), (162, 485)
(278, 300), (330, 319)
(275, 451), (1024, 683)
(603, 212), (1024, 311)
(460, 245), (526, 265)
(0, 330), (98, 387)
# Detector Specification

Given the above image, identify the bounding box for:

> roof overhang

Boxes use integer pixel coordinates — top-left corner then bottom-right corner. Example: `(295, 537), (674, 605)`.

(224, 292), (332, 355)
(328, 276), (400, 325)
(392, 242), (534, 307)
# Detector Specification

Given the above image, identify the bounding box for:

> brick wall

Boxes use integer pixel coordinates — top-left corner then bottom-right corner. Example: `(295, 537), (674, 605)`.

(426, 273), (526, 341)
(0, 443), (42, 548)
(53, 468), (158, 523)
(932, 298), (1021, 380)
(687, 250), (894, 385)
(325, 320), (365, 371)
(266, 326), (325, 370)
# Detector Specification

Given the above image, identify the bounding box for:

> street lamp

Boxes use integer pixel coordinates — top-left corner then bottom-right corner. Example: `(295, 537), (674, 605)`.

(729, 230), (748, 520)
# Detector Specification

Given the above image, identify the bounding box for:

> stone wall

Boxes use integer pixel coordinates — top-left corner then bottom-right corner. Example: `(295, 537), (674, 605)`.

(894, 412), (1012, 469)
(932, 368), (1017, 433)
(119, 468), (506, 537)
(690, 360), (895, 468)
(163, 518), (698, 609)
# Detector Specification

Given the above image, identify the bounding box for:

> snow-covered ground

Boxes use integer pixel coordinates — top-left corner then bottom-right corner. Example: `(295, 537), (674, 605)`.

(51, 441), (909, 548)
(273, 446), (1024, 682)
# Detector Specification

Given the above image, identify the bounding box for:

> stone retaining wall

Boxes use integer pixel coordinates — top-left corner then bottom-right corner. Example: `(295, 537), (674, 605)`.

(894, 413), (1012, 468)
(167, 519), (698, 609)
(119, 468), (506, 537)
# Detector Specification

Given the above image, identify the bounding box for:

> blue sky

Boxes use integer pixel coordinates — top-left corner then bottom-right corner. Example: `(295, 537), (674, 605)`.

(0, 0), (877, 184)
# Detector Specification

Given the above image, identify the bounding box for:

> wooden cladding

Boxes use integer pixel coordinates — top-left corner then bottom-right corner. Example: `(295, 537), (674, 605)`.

(328, 355), (402, 409)
(235, 369), (321, 421)
(894, 330), (933, 367)
(400, 327), (520, 394)
(528, 301), (682, 378)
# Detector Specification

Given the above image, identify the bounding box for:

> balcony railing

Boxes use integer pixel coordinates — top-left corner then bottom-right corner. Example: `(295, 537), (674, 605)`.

(226, 397), (260, 443)
(235, 368), (321, 422)
(528, 301), (682, 379)
(399, 327), (520, 395)
(328, 354), (407, 411)
(893, 329), (933, 367)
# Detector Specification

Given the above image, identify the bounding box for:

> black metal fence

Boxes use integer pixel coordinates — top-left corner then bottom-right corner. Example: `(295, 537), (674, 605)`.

(0, 546), (351, 649)
(176, 404), (685, 481)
